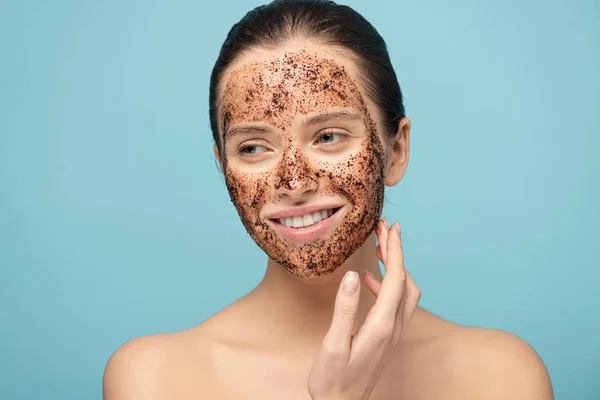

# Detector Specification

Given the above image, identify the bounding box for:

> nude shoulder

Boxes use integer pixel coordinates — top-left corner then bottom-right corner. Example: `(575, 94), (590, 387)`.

(102, 330), (216, 400)
(388, 309), (553, 399)
(434, 325), (554, 399)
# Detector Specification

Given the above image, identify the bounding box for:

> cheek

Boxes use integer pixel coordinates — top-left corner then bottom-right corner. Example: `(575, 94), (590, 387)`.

(319, 141), (385, 201)
(224, 168), (270, 218)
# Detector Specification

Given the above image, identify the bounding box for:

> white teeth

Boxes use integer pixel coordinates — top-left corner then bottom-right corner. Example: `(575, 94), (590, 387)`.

(312, 211), (322, 222)
(292, 216), (303, 227)
(302, 214), (314, 226)
(277, 208), (337, 228)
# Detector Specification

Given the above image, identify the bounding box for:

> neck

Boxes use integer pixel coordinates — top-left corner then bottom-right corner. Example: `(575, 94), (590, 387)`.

(249, 232), (382, 351)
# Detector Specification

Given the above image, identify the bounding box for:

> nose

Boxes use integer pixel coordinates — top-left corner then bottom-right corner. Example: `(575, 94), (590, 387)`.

(274, 148), (319, 199)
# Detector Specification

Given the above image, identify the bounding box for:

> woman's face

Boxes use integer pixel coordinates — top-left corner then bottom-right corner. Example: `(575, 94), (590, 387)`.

(217, 45), (388, 278)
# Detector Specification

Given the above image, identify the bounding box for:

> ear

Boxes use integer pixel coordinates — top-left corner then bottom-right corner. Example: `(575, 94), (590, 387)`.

(384, 117), (411, 187)
(213, 143), (223, 171)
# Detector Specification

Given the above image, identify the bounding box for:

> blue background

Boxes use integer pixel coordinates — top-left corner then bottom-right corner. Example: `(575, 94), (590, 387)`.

(1, 0), (598, 398)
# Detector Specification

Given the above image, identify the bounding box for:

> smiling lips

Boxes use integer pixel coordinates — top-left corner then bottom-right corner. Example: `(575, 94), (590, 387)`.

(268, 206), (344, 243)
(275, 208), (338, 228)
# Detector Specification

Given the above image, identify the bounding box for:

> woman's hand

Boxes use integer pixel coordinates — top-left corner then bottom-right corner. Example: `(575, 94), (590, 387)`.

(307, 218), (421, 400)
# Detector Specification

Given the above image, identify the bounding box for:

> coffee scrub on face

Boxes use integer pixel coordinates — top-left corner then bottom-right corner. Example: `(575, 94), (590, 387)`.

(219, 51), (386, 278)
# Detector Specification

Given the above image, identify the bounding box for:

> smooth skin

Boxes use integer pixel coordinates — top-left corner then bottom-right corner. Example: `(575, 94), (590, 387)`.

(103, 40), (554, 400)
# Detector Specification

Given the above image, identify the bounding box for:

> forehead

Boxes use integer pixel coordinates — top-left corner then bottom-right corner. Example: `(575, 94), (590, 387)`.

(218, 46), (379, 132)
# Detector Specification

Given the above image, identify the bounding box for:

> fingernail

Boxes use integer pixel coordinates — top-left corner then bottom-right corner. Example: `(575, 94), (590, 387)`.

(342, 271), (359, 293)
(395, 222), (401, 235)
(382, 217), (388, 229)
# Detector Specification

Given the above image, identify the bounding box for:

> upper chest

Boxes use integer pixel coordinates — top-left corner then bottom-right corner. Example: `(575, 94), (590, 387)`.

(184, 340), (459, 400)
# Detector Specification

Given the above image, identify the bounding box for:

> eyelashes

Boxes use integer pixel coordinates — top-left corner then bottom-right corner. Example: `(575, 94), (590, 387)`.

(238, 144), (267, 156)
(314, 129), (348, 146)
(236, 129), (349, 159)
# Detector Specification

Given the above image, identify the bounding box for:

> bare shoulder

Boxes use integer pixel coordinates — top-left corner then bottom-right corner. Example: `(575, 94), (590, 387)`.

(391, 308), (553, 400)
(102, 329), (217, 400)
(435, 322), (554, 399)
(102, 297), (264, 399)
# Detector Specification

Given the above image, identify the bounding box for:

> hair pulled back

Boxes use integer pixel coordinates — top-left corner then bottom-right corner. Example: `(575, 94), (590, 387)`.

(209, 0), (405, 151)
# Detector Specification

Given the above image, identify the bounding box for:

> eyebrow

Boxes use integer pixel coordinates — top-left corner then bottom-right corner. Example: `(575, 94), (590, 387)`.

(224, 109), (363, 139)
(303, 110), (364, 126)
(225, 124), (271, 139)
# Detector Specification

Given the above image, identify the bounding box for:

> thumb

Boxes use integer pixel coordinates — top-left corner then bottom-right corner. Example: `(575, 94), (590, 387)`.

(323, 271), (361, 353)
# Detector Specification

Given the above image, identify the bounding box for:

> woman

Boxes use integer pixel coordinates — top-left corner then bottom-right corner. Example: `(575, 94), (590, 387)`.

(103, 1), (554, 399)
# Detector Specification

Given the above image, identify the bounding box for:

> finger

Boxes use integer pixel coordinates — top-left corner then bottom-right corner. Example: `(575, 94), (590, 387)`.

(370, 222), (406, 321)
(392, 271), (409, 342)
(399, 269), (421, 329)
(376, 218), (389, 267)
(323, 271), (362, 356)
(363, 271), (382, 297)
(375, 245), (383, 263)
(392, 292), (407, 343)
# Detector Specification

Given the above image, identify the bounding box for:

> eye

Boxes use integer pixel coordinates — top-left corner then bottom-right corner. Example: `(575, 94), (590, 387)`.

(316, 130), (346, 145)
(238, 144), (267, 156)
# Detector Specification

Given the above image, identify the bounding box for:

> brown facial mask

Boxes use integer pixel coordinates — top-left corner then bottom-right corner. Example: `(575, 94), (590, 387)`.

(220, 51), (386, 278)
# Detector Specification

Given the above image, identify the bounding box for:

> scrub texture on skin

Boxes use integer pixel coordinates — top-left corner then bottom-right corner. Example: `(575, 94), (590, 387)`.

(219, 50), (386, 278)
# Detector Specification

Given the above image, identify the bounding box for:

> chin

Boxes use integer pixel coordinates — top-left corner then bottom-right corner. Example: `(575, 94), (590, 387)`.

(245, 203), (379, 279)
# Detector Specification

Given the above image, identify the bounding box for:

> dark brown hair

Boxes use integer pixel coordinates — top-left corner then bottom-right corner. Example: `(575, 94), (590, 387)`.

(209, 0), (405, 151)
